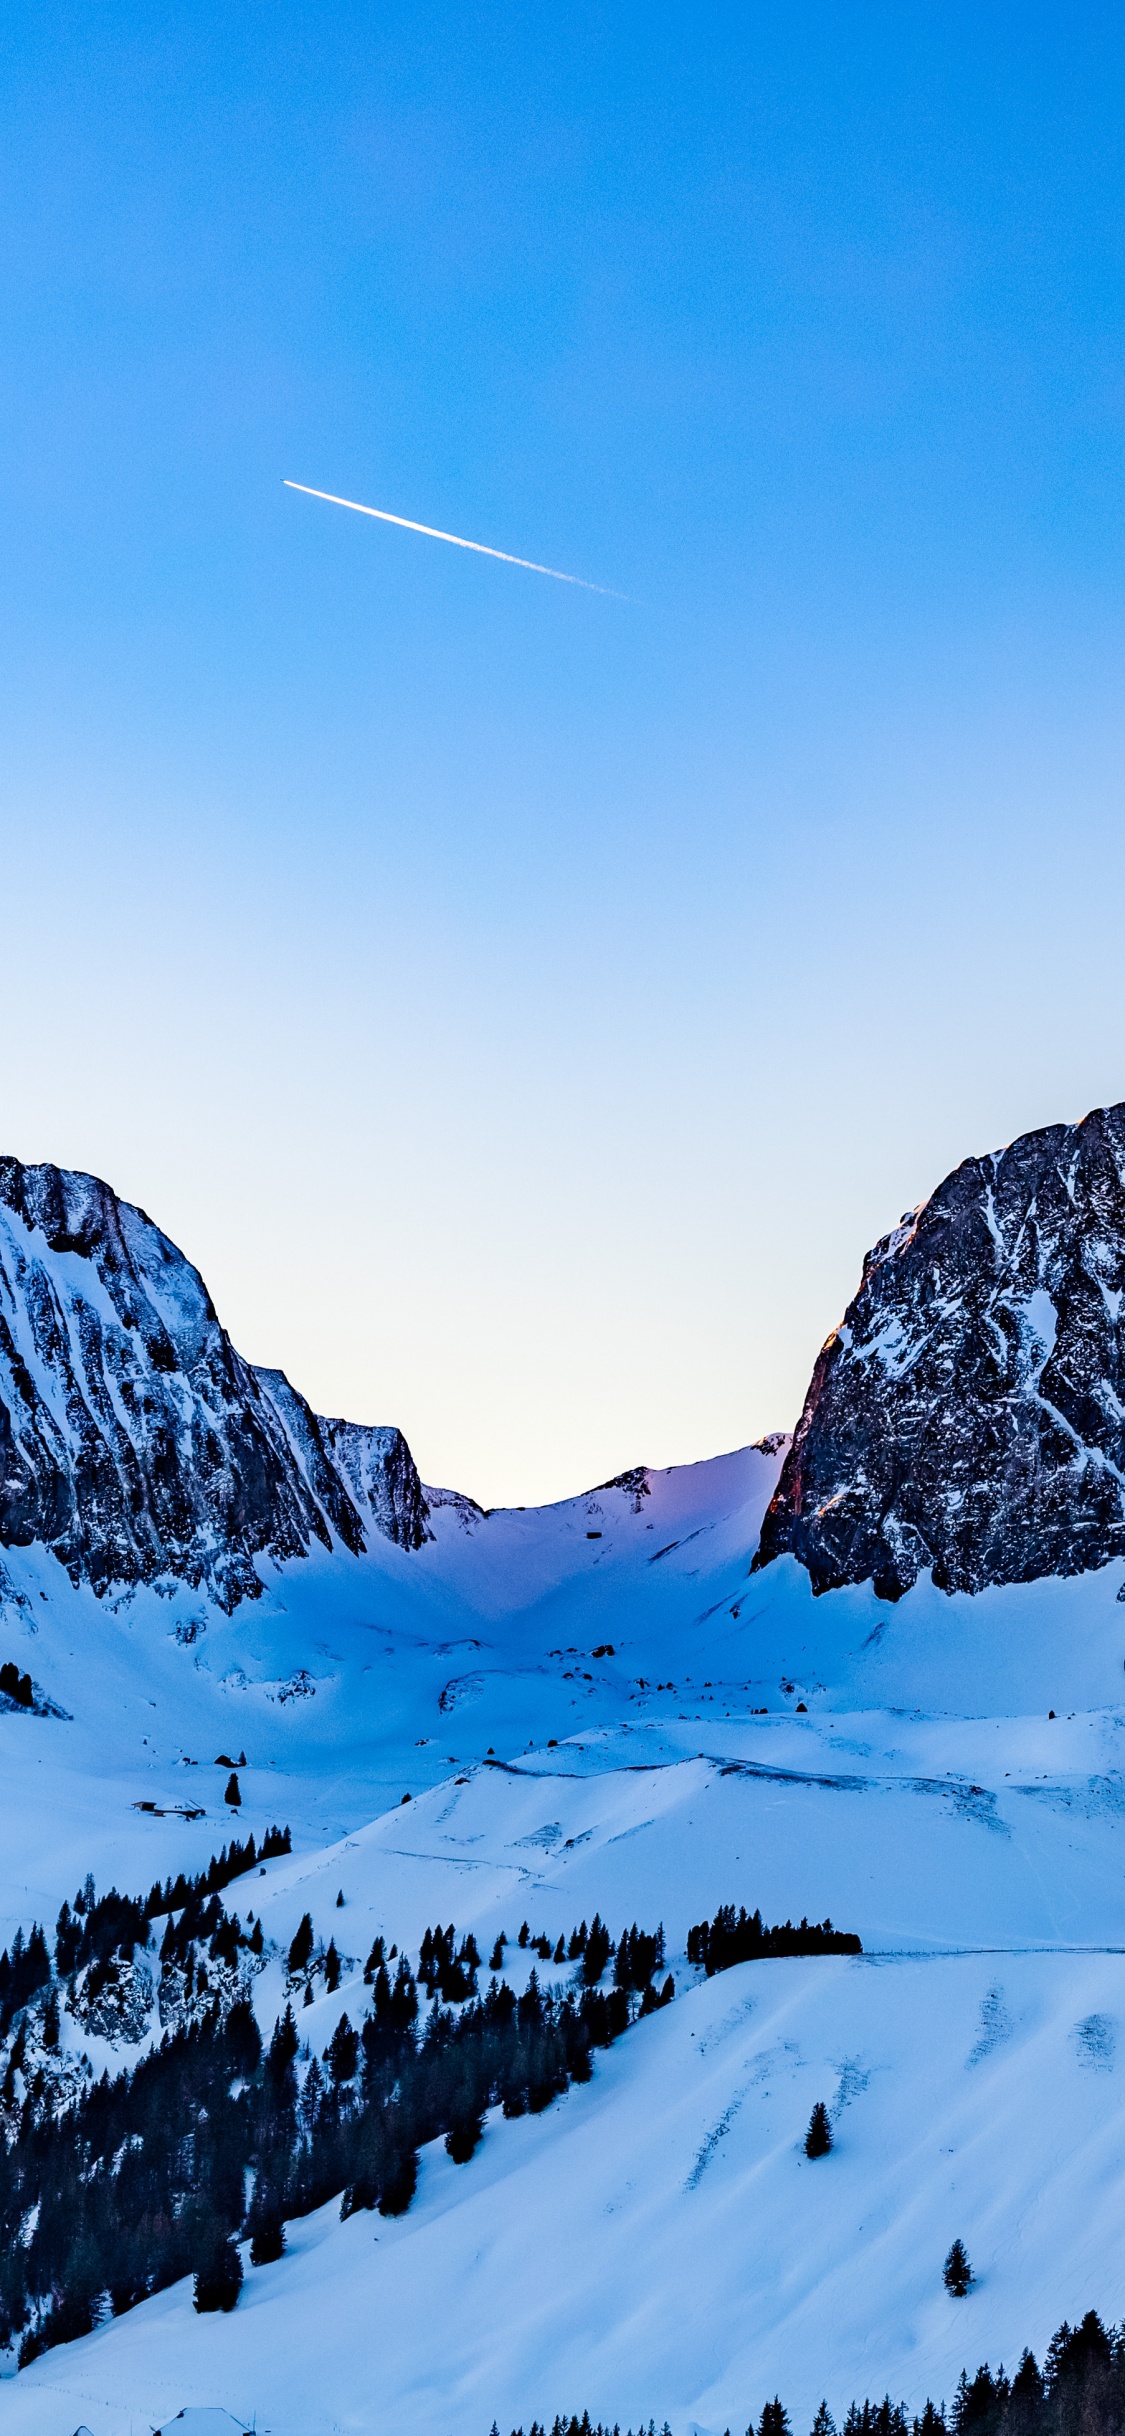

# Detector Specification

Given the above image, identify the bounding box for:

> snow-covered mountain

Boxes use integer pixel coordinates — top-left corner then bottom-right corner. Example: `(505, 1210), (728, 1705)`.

(757, 1099), (1125, 1599)
(13, 1103), (1125, 1634)
(7, 1118), (1125, 2436)
(0, 1157), (428, 1613)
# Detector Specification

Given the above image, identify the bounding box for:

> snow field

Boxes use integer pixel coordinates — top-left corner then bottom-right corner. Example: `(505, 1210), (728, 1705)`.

(11, 1948), (1125, 2436)
(8, 1441), (1125, 2428)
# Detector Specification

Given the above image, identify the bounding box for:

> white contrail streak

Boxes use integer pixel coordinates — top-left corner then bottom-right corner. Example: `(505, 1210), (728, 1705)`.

(283, 480), (623, 596)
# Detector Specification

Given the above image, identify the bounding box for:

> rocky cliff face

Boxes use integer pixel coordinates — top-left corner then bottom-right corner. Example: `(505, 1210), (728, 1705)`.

(0, 1158), (429, 1610)
(755, 1101), (1125, 1600)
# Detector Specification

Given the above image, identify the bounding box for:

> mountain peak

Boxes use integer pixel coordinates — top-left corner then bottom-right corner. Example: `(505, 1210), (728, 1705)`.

(0, 1156), (427, 1609)
(754, 1099), (1125, 1599)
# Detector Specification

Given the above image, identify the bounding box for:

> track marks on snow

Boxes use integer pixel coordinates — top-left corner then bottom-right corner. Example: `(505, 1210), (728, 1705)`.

(1074, 2012), (1117, 2068)
(686, 2094), (746, 2187)
(967, 1986), (1013, 2065)
(686, 2039), (801, 2188)
(832, 2057), (871, 2113)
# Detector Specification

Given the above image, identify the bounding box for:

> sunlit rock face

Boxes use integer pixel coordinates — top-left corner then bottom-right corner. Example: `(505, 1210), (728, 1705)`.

(0, 1157), (428, 1611)
(755, 1101), (1125, 1600)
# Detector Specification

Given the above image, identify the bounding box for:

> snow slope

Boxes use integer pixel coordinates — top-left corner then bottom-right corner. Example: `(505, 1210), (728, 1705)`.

(10, 1946), (1125, 2436)
(0, 1444), (786, 1931)
(8, 1439), (1125, 2431)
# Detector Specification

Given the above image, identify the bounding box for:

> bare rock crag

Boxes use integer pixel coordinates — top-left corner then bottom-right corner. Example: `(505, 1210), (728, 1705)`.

(754, 1101), (1125, 1599)
(0, 1157), (428, 1609)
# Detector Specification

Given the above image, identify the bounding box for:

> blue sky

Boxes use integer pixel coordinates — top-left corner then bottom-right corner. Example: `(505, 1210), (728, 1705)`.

(5, 5), (1125, 1501)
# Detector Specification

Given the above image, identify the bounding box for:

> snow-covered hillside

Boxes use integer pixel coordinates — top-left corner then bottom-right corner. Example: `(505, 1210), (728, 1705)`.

(8, 1457), (1125, 2436)
(11, 1941), (1125, 2436)
(9, 1698), (1125, 2436)
(8, 1129), (1125, 2435)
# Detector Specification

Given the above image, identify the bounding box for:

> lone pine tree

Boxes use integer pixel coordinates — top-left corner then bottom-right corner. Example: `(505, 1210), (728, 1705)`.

(944, 2239), (973, 2297)
(287, 1911), (314, 1976)
(805, 2101), (833, 2158)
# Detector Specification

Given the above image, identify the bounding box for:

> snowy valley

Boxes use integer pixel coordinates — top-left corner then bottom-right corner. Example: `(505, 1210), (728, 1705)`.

(6, 1119), (1125, 2436)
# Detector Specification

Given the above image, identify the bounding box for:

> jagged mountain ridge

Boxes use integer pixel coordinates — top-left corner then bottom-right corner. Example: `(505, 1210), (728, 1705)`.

(755, 1098), (1125, 1600)
(13, 1094), (1125, 1624)
(0, 1157), (428, 1610)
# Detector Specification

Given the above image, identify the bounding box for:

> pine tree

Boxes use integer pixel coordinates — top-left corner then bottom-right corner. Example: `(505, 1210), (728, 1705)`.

(248, 2184), (286, 2267)
(445, 2097), (485, 2163)
(327, 2013), (359, 2083)
(225, 1996), (262, 2077)
(943, 2238), (973, 2297)
(582, 1915), (612, 1985)
(758, 2402), (791, 2436)
(1006, 2348), (1044, 2433)
(224, 1772), (241, 1807)
(811, 2407), (837, 2436)
(324, 1939), (341, 1993)
(805, 2102), (832, 2158)
(378, 2139), (418, 2216)
(268, 2001), (299, 2079)
(193, 2229), (243, 2313)
(288, 1912), (314, 1976)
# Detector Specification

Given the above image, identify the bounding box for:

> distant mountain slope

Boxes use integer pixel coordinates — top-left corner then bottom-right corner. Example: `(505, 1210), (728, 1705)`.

(755, 1099), (1125, 1600)
(0, 1157), (427, 1610)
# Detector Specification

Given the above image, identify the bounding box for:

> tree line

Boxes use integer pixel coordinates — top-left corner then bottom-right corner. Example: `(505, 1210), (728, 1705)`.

(494, 2421), (671, 2436)
(143, 1824), (291, 1917)
(686, 1906), (862, 1976)
(497, 2308), (1125, 2436)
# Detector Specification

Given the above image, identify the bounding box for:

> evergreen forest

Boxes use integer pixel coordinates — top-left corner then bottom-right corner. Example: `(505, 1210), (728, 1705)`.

(0, 1859), (674, 2368)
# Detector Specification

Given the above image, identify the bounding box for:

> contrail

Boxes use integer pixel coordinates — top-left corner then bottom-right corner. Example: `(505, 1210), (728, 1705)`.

(283, 480), (623, 596)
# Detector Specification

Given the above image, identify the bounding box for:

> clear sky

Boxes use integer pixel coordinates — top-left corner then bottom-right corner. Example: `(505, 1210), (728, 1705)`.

(4, 4), (1125, 1505)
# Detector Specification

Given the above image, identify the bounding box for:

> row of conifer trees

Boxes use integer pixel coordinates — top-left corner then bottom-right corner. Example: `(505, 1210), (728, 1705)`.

(498, 2309), (1125, 2436)
(686, 1906), (862, 1976)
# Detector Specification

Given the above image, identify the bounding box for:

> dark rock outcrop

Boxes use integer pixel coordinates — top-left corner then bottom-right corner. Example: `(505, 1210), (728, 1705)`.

(754, 1101), (1125, 1599)
(295, 1402), (429, 1555)
(0, 1158), (428, 1609)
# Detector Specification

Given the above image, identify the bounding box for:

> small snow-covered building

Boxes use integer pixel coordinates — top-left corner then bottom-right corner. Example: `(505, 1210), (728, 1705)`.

(153, 2411), (252, 2436)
